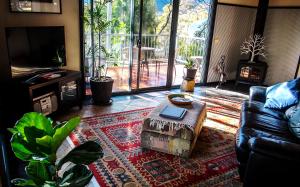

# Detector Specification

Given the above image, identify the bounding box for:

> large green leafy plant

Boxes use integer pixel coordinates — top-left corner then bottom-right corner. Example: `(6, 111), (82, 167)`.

(8, 112), (103, 187)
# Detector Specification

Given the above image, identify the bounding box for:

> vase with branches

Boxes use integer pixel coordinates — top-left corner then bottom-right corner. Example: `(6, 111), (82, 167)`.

(240, 34), (267, 63)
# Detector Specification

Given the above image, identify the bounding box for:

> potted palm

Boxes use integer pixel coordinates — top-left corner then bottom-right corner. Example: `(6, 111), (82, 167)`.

(91, 57), (118, 105)
(184, 57), (198, 79)
(85, 0), (117, 105)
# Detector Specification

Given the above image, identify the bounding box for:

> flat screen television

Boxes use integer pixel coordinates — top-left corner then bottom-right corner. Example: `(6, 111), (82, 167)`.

(6, 26), (66, 78)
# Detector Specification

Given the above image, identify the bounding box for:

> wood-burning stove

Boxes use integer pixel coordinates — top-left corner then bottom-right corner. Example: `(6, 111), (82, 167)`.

(235, 60), (268, 87)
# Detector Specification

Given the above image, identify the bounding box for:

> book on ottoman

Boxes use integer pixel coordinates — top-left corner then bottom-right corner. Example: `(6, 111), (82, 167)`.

(159, 105), (187, 120)
(141, 100), (206, 158)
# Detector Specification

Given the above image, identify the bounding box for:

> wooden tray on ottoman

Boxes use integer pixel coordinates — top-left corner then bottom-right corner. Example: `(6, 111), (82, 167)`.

(141, 100), (206, 158)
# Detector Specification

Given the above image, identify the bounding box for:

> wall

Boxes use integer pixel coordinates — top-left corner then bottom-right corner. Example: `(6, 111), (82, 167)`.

(0, 0), (80, 82)
(207, 5), (256, 82)
(264, 9), (300, 85)
(208, 3), (300, 84)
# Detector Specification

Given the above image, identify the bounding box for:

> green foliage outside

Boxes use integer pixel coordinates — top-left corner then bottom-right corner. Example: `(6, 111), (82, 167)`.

(84, 0), (210, 71)
(9, 112), (103, 187)
(84, 0), (118, 79)
(177, 40), (205, 58)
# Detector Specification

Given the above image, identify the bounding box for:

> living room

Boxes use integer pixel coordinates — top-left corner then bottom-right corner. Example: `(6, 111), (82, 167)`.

(0, 0), (300, 186)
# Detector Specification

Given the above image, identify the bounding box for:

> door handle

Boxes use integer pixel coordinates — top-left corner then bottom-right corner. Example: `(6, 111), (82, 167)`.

(137, 39), (141, 48)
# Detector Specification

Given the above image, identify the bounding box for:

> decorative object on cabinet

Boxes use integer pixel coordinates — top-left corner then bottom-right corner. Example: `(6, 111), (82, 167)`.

(240, 34), (267, 63)
(214, 55), (227, 88)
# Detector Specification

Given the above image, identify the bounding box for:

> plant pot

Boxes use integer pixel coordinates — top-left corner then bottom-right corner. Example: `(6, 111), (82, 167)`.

(185, 68), (197, 79)
(90, 77), (114, 105)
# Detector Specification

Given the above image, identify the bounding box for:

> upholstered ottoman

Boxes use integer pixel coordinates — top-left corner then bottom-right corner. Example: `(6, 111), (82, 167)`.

(141, 100), (206, 157)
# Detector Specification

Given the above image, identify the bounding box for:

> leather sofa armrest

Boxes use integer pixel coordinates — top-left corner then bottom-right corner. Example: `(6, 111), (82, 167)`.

(243, 137), (300, 186)
(248, 137), (300, 161)
(249, 86), (267, 103)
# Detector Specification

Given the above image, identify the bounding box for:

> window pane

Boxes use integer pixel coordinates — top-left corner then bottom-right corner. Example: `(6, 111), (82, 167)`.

(173, 0), (211, 86)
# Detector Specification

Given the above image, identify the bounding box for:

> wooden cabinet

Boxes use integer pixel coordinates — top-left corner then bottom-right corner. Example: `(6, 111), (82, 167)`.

(11, 70), (82, 116)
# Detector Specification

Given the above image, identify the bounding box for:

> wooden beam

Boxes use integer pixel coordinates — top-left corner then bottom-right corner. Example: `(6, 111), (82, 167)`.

(202, 0), (218, 84)
(166, 0), (180, 88)
(253, 0), (269, 36)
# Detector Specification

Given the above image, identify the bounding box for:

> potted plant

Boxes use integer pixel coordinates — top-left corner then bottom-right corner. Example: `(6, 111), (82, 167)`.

(8, 112), (103, 187)
(184, 57), (198, 80)
(240, 34), (267, 63)
(90, 58), (118, 105)
(84, 1), (117, 105)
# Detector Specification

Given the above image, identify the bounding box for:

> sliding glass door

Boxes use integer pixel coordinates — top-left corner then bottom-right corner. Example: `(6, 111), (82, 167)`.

(173, 0), (211, 86)
(83, 0), (212, 95)
(132, 0), (173, 90)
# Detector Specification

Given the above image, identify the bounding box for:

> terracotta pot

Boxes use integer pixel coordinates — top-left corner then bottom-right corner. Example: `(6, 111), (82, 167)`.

(90, 77), (114, 105)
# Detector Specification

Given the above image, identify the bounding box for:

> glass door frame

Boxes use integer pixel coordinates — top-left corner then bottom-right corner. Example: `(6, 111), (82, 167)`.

(131, 0), (180, 92)
(79, 0), (218, 97)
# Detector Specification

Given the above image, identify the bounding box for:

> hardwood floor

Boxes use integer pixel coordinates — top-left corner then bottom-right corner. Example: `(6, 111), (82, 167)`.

(56, 86), (248, 122)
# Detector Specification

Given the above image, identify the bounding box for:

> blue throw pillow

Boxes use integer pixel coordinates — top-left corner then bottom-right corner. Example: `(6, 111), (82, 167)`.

(285, 102), (300, 119)
(288, 109), (300, 139)
(264, 78), (300, 110)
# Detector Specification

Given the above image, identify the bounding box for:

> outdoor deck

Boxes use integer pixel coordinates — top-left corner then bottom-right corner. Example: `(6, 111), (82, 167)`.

(85, 63), (202, 94)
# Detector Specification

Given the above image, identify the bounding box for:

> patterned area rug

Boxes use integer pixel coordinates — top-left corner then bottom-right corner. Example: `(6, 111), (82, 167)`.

(70, 92), (244, 187)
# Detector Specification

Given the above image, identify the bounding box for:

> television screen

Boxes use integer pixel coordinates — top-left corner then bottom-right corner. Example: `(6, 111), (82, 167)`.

(6, 26), (66, 77)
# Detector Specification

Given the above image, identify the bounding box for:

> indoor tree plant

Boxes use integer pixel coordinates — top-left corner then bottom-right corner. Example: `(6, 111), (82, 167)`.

(84, 0), (117, 105)
(240, 34), (267, 63)
(8, 112), (103, 187)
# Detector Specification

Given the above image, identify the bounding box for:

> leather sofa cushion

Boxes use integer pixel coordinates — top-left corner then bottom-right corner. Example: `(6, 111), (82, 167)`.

(236, 127), (298, 164)
(264, 78), (300, 110)
(242, 100), (285, 120)
(236, 109), (299, 165)
(240, 111), (290, 136)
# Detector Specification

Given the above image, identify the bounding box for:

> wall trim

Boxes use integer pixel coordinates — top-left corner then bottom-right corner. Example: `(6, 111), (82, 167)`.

(217, 3), (257, 8)
(218, 2), (300, 9)
(269, 6), (300, 9)
(203, 0), (218, 84)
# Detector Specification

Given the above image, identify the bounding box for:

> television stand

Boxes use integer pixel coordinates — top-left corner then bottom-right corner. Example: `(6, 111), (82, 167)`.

(10, 70), (82, 117)
(24, 70), (68, 84)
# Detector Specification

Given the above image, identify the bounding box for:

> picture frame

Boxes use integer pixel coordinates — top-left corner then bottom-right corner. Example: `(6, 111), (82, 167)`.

(9, 0), (61, 14)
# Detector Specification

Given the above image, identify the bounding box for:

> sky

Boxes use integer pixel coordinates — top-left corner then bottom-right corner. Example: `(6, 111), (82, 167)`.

(156, 0), (169, 12)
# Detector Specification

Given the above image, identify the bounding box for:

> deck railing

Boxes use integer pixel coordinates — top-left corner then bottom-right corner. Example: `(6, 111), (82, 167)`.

(84, 33), (205, 75)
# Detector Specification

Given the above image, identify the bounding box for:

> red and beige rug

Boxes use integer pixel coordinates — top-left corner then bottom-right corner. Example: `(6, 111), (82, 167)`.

(70, 94), (243, 187)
